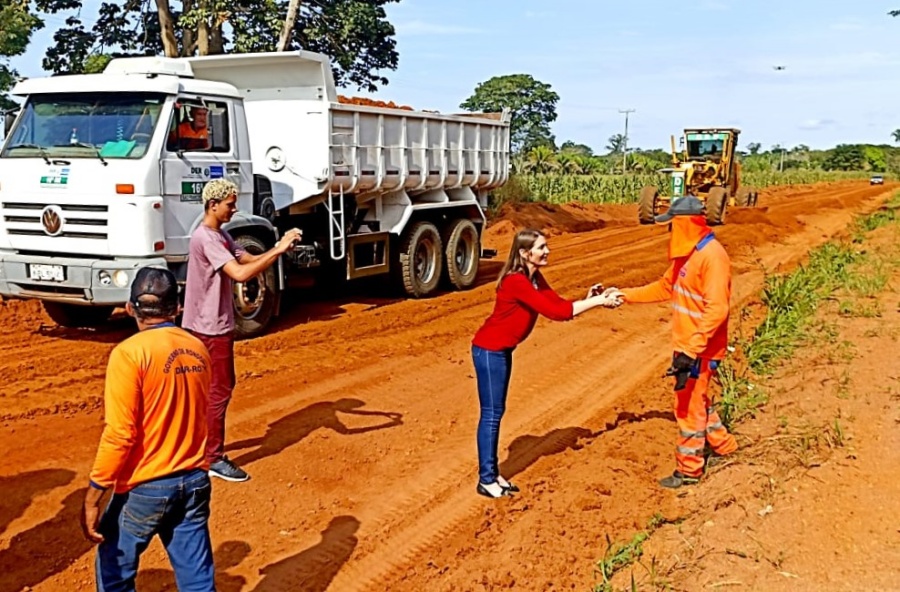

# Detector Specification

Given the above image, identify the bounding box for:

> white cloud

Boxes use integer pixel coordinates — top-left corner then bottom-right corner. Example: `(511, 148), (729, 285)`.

(799, 119), (837, 131)
(395, 21), (483, 36)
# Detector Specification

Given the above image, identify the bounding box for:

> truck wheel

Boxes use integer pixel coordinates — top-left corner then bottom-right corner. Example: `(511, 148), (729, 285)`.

(398, 221), (443, 297)
(736, 187), (752, 207)
(443, 219), (480, 290)
(706, 187), (728, 226)
(639, 186), (659, 224)
(232, 234), (278, 340)
(43, 302), (113, 328)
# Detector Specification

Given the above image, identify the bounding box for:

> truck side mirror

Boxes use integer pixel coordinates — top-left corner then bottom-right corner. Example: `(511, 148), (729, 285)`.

(3, 111), (17, 137)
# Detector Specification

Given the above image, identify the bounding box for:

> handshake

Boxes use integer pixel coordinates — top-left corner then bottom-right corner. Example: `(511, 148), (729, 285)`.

(587, 283), (625, 308)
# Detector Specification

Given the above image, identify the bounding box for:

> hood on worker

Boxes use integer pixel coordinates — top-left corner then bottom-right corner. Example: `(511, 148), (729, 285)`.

(655, 195), (712, 259)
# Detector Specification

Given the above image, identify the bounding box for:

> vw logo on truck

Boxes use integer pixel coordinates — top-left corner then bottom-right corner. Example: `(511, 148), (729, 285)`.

(40, 205), (65, 236)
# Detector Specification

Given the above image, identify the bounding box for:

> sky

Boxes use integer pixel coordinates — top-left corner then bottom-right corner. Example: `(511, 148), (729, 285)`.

(10, 0), (900, 152)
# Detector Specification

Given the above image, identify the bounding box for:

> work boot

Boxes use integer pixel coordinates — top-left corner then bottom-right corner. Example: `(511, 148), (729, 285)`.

(659, 471), (700, 489)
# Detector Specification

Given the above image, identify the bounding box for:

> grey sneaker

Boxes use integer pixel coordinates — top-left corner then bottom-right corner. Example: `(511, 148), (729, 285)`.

(209, 456), (250, 482)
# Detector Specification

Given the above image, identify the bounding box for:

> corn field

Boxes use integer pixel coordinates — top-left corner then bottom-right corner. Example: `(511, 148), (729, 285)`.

(502, 171), (884, 205)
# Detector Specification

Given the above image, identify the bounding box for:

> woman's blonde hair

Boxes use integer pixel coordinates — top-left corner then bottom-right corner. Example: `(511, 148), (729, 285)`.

(496, 228), (544, 289)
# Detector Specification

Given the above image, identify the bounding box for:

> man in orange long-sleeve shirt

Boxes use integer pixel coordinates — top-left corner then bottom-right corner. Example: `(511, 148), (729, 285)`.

(619, 196), (738, 489)
(81, 267), (215, 591)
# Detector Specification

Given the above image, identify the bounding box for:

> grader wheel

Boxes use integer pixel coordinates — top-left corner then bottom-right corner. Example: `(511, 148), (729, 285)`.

(705, 187), (728, 226)
(638, 186), (659, 225)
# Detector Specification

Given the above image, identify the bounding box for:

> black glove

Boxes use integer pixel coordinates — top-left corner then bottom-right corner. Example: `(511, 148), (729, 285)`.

(666, 352), (696, 391)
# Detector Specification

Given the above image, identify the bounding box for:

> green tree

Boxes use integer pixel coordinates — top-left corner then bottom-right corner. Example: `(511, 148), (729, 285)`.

(891, 129), (900, 144)
(863, 146), (886, 172)
(605, 133), (625, 155)
(460, 74), (559, 153)
(521, 145), (559, 174)
(0, 0), (44, 109)
(42, 0), (399, 92)
(746, 142), (762, 155)
(559, 140), (593, 157)
(822, 144), (865, 171)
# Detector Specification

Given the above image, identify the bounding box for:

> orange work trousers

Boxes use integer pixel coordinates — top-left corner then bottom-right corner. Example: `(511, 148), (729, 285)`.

(674, 359), (737, 477)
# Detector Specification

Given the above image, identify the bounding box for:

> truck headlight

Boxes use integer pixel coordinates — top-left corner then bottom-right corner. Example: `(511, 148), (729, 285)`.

(113, 270), (130, 287)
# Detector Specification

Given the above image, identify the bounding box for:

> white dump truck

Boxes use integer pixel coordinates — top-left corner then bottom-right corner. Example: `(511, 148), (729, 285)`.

(0, 51), (510, 337)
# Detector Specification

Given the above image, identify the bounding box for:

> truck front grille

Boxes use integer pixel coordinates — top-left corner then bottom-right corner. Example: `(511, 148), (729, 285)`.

(2, 202), (109, 240)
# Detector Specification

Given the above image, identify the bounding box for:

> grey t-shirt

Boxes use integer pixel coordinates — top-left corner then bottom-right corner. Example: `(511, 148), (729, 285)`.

(182, 224), (246, 336)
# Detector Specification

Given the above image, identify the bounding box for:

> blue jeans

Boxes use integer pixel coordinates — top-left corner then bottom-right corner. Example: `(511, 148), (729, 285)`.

(472, 345), (513, 484)
(96, 469), (214, 592)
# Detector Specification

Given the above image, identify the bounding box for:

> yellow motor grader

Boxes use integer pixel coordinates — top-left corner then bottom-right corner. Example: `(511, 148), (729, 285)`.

(638, 128), (758, 225)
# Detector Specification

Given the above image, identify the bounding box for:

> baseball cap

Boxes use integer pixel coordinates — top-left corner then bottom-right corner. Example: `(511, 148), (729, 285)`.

(654, 195), (705, 224)
(129, 266), (179, 317)
(201, 178), (238, 206)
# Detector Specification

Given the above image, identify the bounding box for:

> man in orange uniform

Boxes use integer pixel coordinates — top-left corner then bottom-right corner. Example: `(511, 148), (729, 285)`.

(619, 196), (738, 488)
(172, 105), (210, 151)
(81, 267), (215, 591)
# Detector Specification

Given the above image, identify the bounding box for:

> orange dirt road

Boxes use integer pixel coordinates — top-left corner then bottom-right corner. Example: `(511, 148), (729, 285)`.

(0, 181), (894, 591)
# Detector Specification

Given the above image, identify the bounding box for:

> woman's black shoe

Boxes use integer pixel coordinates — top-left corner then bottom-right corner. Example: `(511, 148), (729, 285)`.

(476, 482), (510, 498)
(500, 481), (520, 493)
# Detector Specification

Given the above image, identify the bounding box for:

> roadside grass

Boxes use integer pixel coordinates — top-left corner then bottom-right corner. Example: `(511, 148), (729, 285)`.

(592, 191), (900, 591)
(718, 191), (900, 428)
(593, 514), (674, 592)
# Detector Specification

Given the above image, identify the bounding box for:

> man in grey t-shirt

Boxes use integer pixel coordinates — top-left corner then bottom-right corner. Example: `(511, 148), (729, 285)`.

(182, 179), (301, 482)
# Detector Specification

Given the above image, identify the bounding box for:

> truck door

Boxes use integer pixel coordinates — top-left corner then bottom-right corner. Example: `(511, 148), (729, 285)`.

(160, 96), (252, 255)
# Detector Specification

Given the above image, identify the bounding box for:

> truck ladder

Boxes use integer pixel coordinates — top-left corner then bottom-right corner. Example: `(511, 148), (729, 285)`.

(326, 185), (346, 261)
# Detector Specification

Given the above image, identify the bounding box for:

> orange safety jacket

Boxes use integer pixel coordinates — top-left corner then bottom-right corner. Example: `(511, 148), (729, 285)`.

(621, 233), (731, 360)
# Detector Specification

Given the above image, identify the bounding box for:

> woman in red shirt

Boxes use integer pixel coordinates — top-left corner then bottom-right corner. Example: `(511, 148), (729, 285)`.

(471, 228), (623, 498)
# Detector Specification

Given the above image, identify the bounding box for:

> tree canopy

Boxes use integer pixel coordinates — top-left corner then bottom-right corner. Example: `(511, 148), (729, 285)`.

(0, 0), (46, 109)
(460, 74), (559, 153)
(21, 0), (399, 93)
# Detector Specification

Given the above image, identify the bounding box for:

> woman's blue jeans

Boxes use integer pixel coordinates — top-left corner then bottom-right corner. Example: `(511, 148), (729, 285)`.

(96, 469), (214, 592)
(472, 345), (513, 484)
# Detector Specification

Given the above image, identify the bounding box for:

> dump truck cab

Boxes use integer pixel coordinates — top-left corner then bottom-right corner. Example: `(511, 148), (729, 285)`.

(639, 127), (758, 226)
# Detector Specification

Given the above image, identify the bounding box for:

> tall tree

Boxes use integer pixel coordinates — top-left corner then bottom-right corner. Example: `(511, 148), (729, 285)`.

(892, 129), (900, 144)
(42, 0), (399, 92)
(746, 142), (762, 155)
(0, 0), (44, 109)
(460, 74), (559, 153)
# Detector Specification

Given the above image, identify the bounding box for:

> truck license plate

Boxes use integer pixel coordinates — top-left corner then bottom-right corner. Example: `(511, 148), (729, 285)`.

(29, 264), (65, 282)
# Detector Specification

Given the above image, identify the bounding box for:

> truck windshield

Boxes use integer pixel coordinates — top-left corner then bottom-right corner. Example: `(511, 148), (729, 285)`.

(2, 92), (167, 160)
(686, 133), (727, 159)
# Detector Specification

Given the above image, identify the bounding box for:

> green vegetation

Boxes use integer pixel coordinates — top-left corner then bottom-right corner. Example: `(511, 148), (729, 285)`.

(717, 192), (900, 428)
(594, 514), (672, 592)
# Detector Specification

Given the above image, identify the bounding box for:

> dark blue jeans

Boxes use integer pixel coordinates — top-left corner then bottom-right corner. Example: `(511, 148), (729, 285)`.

(96, 469), (214, 592)
(472, 345), (514, 484)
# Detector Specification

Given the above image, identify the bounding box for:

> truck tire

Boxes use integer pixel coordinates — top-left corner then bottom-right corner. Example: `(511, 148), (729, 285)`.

(639, 186), (659, 224)
(706, 187), (728, 226)
(232, 234), (278, 340)
(398, 221), (443, 297)
(736, 187), (753, 207)
(443, 219), (479, 290)
(43, 302), (113, 328)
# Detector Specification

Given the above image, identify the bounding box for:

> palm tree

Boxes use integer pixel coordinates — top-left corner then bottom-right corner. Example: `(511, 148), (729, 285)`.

(892, 129), (900, 144)
(556, 152), (583, 175)
(522, 145), (559, 174)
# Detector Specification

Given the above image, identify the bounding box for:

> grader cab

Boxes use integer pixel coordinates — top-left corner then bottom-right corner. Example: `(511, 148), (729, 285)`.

(638, 128), (758, 225)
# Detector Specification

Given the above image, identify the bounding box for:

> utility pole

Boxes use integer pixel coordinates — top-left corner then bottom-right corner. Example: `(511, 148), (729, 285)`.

(780, 142), (786, 173)
(619, 108), (635, 175)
